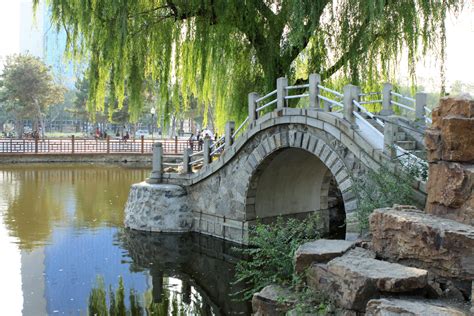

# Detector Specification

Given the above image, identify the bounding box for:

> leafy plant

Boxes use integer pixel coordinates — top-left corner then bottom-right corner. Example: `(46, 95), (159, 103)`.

(233, 213), (322, 300)
(353, 162), (417, 232)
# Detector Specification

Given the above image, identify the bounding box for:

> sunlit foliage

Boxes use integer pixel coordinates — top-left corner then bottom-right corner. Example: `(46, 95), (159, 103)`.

(37, 0), (464, 129)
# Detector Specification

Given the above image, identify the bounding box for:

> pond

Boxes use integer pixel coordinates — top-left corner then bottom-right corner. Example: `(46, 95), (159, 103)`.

(0, 164), (250, 315)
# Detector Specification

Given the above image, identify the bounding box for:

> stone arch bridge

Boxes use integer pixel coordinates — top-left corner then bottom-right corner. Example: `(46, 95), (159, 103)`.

(125, 75), (429, 244)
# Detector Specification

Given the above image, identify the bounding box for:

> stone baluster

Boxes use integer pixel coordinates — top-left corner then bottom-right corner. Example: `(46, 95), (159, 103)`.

(203, 138), (211, 166)
(383, 119), (397, 159)
(381, 83), (394, 116)
(276, 77), (288, 109)
(181, 148), (192, 174)
(248, 92), (259, 124)
(225, 121), (235, 147)
(343, 84), (361, 126)
(415, 92), (427, 126)
(148, 142), (163, 183)
(309, 73), (321, 110)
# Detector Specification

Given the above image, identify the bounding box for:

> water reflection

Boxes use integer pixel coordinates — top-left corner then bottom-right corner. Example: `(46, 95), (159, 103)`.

(0, 164), (250, 315)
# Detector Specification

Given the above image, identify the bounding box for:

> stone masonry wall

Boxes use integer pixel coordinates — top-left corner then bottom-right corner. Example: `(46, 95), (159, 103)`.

(425, 95), (474, 225)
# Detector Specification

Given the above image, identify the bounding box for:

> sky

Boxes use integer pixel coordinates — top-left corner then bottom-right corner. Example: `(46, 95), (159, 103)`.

(0, 0), (473, 91)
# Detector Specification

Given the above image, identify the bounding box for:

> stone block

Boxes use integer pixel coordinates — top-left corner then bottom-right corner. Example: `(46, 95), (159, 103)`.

(440, 117), (474, 162)
(308, 255), (428, 312)
(252, 285), (296, 316)
(323, 122), (342, 140)
(366, 298), (468, 316)
(426, 162), (474, 225)
(370, 207), (474, 279)
(307, 117), (324, 129)
(432, 95), (474, 129)
(294, 239), (354, 273)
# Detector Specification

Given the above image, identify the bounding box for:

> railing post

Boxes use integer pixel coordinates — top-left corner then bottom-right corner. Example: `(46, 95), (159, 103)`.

(415, 92), (427, 126)
(383, 119), (397, 159)
(71, 135), (75, 154)
(141, 135), (145, 153)
(309, 73), (321, 110)
(276, 77), (288, 109)
(174, 136), (178, 154)
(248, 92), (259, 124)
(148, 142), (163, 183)
(381, 83), (394, 115)
(203, 138), (211, 166)
(34, 135), (38, 154)
(343, 84), (361, 126)
(225, 121), (235, 148)
(181, 148), (192, 174)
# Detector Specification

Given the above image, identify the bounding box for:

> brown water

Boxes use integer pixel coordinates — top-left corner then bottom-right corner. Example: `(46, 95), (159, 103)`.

(0, 164), (249, 315)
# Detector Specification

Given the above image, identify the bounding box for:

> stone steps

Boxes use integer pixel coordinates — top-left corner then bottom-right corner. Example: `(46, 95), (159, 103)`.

(366, 298), (469, 316)
(395, 140), (417, 150)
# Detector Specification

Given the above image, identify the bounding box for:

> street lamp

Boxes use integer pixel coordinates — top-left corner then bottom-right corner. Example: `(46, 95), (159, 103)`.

(150, 108), (156, 140)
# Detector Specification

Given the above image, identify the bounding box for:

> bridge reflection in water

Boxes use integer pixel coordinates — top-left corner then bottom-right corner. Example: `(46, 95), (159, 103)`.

(118, 230), (251, 315)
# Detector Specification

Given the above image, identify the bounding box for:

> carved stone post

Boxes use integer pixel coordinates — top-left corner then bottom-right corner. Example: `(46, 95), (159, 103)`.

(383, 119), (397, 159)
(225, 121), (235, 148)
(276, 77), (288, 109)
(309, 73), (321, 110)
(181, 148), (192, 174)
(248, 92), (259, 124)
(380, 83), (394, 116)
(203, 138), (211, 166)
(343, 84), (361, 126)
(415, 92), (427, 126)
(148, 142), (163, 183)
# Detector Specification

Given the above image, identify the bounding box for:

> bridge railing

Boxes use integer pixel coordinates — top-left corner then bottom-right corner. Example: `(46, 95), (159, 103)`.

(148, 74), (430, 180)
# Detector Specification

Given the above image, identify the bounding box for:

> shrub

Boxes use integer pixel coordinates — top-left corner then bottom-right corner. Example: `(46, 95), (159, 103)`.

(233, 213), (322, 300)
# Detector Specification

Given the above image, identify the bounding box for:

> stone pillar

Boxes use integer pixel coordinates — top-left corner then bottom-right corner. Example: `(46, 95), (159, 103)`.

(343, 84), (361, 126)
(276, 77), (288, 109)
(203, 138), (211, 166)
(309, 73), (321, 110)
(148, 142), (163, 183)
(425, 96), (474, 226)
(225, 121), (235, 148)
(383, 118), (397, 159)
(248, 92), (259, 124)
(181, 148), (192, 174)
(415, 92), (427, 126)
(380, 83), (394, 116)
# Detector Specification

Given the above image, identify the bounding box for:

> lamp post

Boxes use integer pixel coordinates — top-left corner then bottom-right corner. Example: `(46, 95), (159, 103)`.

(150, 107), (156, 140)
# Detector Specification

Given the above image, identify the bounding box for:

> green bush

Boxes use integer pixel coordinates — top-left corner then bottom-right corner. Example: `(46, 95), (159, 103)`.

(353, 161), (417, 232)
(233, 213), (322, 300)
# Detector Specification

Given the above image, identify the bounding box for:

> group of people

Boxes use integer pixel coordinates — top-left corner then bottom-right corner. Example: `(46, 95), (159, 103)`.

(188, 129), (220, 151)
(94, 128), (129, 141)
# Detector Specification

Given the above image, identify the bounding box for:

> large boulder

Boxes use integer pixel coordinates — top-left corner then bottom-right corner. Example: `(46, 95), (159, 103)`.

(366, 298), (468, 315)
(294, 239), (354, 273)
(251, 285), (296, 316)
(370, 206), (474, 280)
(307, 254), (428, 312)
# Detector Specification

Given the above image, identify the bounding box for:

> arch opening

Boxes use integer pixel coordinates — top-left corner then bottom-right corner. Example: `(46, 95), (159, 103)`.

(246, 148), (346, 238)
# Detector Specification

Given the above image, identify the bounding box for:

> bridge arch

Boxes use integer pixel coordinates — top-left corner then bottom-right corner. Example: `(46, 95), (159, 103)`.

(243, 129), (355, 236)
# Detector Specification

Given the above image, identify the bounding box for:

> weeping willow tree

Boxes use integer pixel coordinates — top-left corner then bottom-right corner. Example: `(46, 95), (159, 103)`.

(36, 0), (464, 129)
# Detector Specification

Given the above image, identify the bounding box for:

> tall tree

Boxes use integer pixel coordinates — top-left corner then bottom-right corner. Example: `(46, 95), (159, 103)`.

(0, 54), (65, 137)
(39, 0), (463, 128)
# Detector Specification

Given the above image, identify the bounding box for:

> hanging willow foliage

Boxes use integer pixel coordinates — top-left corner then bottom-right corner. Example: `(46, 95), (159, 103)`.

(35, 0), (464, 129)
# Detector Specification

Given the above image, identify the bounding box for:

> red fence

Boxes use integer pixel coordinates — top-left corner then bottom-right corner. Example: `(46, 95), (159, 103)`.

(0, 136), (196, 155)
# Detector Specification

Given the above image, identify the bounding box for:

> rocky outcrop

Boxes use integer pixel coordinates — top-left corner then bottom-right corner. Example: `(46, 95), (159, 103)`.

(308, 252), (428, 312)
(124, 182), (193, 232)
(251, 285), (296, 316)
(425, 95), (474, 225)
(294, 239), (354, 273)
(370, 206), (474, 280)
(366, 298), (468, 315)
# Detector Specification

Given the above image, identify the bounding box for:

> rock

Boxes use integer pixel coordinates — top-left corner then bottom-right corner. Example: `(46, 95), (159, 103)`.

(366, 298), (468, 315)
(294, 239), (354, 273)
(124, 182), (193, 232)
(370, 207), (474, 279)
(307, 255), (428, 312)
(344, 247), (376, 259)
(426, 162), (474, 226)
(432, 96), (474, 129)
(251, 284), (296, 316)
(440, 117), (474, 162)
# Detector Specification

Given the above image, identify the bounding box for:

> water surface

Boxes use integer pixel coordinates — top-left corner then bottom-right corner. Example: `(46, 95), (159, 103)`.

(0, 164), (249, 315)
